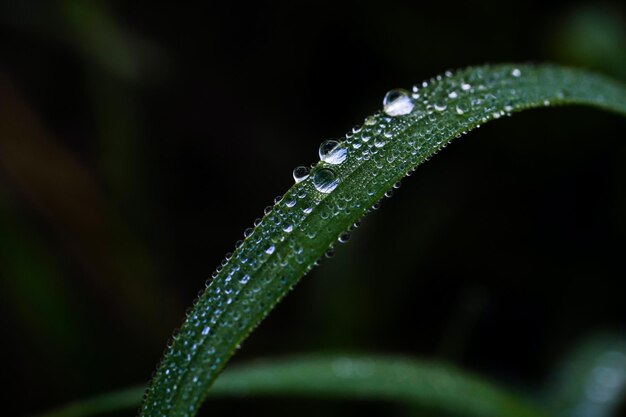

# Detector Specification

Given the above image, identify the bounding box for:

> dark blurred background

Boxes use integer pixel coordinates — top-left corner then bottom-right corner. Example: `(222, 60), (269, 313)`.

(1, 1), (625, 416)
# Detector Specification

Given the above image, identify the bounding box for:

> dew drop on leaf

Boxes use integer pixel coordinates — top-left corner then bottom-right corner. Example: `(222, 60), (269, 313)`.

(383, 89), (414, 116)
(292, 166), (310, 183)
(313, 168), (339, 193)
(319, 140), (347, 164)
(364, 115), (377, 125)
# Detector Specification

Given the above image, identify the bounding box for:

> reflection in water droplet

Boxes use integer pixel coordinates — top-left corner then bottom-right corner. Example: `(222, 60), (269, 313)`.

(338, 232), (350, 243)
(461, 83), (471, 91)
(292, 166), (310, 183)
(383, 89), (414, 116)
(319, 140), (347, 164)
(313, 168), (339, 193)
(512, 68), (521, 77)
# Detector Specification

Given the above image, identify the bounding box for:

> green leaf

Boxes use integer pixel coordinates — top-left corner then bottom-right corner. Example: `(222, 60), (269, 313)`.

(35, 355), (546, 417)
(141, 64), (626, 417)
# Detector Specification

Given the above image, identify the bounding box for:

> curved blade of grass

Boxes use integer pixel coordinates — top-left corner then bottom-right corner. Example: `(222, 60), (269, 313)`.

(141, 64), (626, 417)
(36, 355), (547, 417)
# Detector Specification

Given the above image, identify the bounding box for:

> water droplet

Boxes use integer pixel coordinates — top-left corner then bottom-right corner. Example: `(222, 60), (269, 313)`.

(448, 91), (458, 99)
(434, 103), (447, 112)
(202, 326), (210, 336)
(313, 168), (339, 193)
(383, 89), (414, 116)
(461, 83), (471, 91)
(364, 115), (377, 126)
(511, 68), (521, 77)
(338, 232), (350, 243)
(243, 228), (253, 238)
(319, 140), (347, 164)
(293, 166), (310, 183)
(282, 224), (293, 233)
(265, 245), (275, 255)
(240, 274), (250, 284)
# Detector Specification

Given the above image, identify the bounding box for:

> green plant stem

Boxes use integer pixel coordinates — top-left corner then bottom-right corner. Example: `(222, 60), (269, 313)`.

(140, 65), (626, 417)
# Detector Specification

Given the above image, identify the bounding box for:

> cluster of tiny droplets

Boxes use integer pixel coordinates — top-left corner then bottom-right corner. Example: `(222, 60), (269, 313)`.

(142, 65), (587, 417)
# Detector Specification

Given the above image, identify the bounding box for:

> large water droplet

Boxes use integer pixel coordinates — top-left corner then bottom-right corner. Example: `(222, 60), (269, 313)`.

(319, 140), (347, 164)
(292, 166), (310, 183)
(383, 89), (414, 116)
(313, 168), (339, 193)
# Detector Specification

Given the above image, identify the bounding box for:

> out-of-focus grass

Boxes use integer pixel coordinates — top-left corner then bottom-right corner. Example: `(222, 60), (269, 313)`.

(551, 4), (626, 79)
(546, 335), (626, 417)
